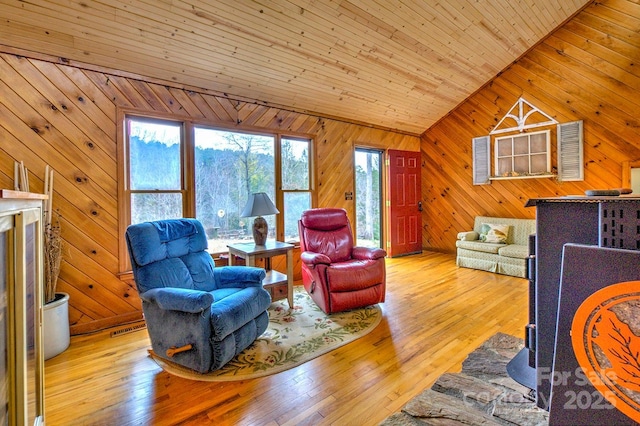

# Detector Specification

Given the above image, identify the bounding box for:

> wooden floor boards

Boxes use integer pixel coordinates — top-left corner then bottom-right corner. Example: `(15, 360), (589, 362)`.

(44, 251), (529, 425)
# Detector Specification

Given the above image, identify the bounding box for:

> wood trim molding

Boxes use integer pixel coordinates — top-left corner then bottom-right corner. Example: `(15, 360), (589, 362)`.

(621, 160), (640, 188)
(70, 311), (143, 336)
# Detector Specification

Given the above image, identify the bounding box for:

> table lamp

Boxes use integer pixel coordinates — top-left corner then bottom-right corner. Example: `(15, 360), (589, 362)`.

(240, 192), (279, 245)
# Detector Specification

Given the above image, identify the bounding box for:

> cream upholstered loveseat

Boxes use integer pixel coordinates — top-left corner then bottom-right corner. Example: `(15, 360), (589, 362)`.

(455, 216), (536, 278)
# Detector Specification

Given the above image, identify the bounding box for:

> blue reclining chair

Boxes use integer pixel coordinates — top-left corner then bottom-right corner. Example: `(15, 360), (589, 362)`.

(125, 218), (271, 373)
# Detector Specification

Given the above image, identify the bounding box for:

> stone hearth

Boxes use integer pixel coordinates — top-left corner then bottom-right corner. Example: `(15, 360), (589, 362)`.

(380, 333), (549, 425)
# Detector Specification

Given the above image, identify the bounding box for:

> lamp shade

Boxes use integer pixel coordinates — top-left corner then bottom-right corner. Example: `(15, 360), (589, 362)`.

(240, 193), (279, 218)
(241, 193), (279, 246)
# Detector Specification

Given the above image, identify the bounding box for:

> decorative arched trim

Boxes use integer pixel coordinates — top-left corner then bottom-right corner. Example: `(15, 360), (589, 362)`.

(490, 97), (558, 135)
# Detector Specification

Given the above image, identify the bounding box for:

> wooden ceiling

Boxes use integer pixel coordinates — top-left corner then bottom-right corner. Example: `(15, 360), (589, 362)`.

(0, 0), (592, 134)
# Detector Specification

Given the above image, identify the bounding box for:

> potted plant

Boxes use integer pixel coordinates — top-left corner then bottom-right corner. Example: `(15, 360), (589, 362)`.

(43, 167), (69, 360)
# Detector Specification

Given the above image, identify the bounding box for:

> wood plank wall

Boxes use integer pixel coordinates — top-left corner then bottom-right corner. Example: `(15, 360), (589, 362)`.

(421, 0), (640, 252)
(0, 49), (419, 334)
(4, 0), (635, 335)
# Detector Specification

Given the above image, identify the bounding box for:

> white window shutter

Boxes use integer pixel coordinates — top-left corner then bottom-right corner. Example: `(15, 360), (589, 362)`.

(557, 120), (584, 181)
(472, 136), (491, 185)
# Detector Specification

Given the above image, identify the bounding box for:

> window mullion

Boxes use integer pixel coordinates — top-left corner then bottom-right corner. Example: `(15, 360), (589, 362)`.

(184, 122), (196, 218)
(528, 138), (533, 174)
(274, 135), (284, 241)
(511, 139), (515, 176)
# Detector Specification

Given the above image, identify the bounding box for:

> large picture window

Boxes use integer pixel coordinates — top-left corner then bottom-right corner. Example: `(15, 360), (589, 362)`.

(194, 128), (276, 252)
(123, 116), (313, 259)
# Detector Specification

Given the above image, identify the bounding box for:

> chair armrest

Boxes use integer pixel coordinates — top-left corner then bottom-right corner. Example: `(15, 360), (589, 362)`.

(457, 231), (479, 241)
(213, 266), (266, 288)
(141, 287), (213, 313)
(352, 246), (386, 260)
(301, 251), (332, 265)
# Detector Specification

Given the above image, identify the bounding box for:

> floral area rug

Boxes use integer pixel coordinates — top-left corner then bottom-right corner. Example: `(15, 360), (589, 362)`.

(149, 286), (382, 381)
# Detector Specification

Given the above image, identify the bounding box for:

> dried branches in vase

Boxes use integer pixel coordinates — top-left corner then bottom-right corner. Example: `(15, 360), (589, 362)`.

(44, 213), (62, 304)
(43, 165), (63, 304)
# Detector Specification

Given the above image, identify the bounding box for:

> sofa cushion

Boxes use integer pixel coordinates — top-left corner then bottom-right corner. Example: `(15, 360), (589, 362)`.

(498, 244), (529, 259)
(479, 223), (510, 243)
(456, 240), (503, 254)
(473, 216), (535, 245)
(457, 231), (479, 241)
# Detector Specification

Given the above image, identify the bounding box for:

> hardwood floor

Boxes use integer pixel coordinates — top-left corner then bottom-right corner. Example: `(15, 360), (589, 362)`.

(44, 252), (529, 425)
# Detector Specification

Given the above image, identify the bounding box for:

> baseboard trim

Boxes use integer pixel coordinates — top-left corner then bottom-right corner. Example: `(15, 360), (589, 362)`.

(70, 311), (143, 336)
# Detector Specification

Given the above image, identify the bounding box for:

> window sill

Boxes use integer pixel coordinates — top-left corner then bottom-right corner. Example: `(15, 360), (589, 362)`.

(489, 174), (556, 181)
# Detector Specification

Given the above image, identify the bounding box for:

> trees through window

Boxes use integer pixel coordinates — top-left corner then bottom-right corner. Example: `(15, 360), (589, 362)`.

(125, 116), (313, 254)
(128, 119), (183, 223)
(355, 148), (382, 248)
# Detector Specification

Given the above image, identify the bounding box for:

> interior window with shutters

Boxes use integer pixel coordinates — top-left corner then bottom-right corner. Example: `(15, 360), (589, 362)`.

(494, 130), (550, 178)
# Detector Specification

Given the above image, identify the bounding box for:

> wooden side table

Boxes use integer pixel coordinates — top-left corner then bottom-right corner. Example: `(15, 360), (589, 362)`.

(227, 241), (295, 308)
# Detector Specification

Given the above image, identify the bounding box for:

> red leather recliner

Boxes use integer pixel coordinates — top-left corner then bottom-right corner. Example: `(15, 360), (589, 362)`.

(298, 208), (386, 313)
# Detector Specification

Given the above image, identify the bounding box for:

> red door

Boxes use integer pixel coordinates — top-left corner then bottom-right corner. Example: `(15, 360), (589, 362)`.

(387, 150), (422, 257)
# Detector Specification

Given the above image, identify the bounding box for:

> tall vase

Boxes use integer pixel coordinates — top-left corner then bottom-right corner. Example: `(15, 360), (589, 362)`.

(43, 292), (70, 360)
